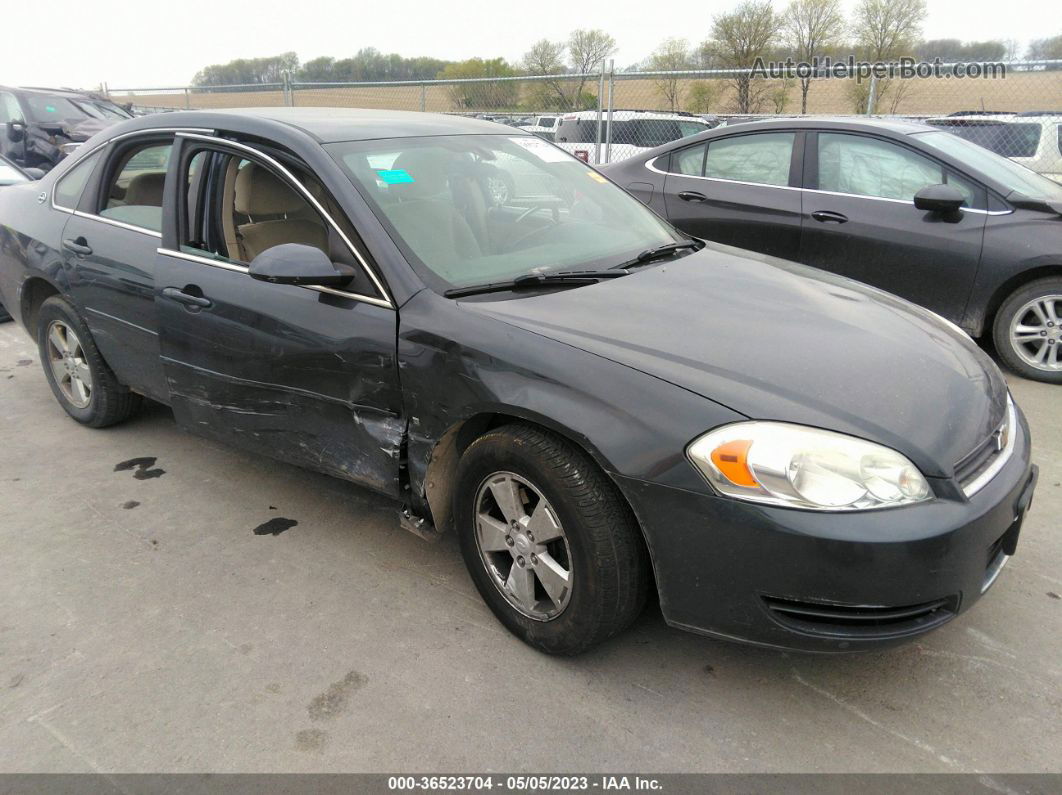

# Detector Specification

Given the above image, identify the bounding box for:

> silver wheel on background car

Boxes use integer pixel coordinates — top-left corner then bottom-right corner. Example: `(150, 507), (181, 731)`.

(46, 320), (93, 408)
(1009, 294), (1062, 372)
(474, 472), (573, 621)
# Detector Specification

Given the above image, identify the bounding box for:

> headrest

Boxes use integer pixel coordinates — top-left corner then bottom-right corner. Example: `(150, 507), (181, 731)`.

(234, 163), (305, 215)
(389, 149), (451, 199)
(124, 171), (166, 207)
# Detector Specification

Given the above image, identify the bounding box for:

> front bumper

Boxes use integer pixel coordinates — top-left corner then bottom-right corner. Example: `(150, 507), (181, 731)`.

(618, 412), (1036, 652)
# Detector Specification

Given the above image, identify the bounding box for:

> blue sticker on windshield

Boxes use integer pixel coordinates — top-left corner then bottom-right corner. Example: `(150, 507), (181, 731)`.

(377, 169), (415, 184)
(45, 105), (57, 113)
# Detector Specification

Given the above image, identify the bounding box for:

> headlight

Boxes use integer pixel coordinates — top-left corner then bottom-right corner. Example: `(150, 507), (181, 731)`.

(687, 422), (931, 511)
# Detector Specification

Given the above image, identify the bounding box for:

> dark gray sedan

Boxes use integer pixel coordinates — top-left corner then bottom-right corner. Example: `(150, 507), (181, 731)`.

(0, 109), (1037, 654)
(602, 118), (1062, 383)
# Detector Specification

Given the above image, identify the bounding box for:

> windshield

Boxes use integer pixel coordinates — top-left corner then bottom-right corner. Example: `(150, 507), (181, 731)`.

(0, 159), (28, 186)
(22, 94), (92, 125)
(926, 121), (1042, 158)
(914, 130), (1062, 202)
(326, 134), (682, 290)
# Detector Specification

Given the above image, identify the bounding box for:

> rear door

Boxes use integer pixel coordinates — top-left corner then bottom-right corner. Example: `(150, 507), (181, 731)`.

(154, 134), (404, 497)
(661, 130), (803, 259)
(798, 131), (987, 323)
(58, 134), (173, 401)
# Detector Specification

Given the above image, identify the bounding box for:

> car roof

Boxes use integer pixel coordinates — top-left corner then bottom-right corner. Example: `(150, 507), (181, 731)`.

(4, 86), (99, 99)
(708, 116), (939, 134)
(99, 107), (520, 143)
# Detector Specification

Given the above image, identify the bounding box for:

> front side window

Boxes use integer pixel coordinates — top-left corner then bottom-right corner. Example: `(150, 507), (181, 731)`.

(100, 141), (173, 232)
(326, 134), (682, 291)
(0, 159), (28, 186)
(0, 92), (24, 124)
(705, 133), (794, 186)
(53, 149), (103, 209)
(21, 94), (92, 125)
(818, 133), (949, 201)
(178, 146), (381, 299)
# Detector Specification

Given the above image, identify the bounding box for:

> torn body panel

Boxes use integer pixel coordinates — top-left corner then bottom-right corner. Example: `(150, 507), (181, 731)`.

(156, 249), (404, 498)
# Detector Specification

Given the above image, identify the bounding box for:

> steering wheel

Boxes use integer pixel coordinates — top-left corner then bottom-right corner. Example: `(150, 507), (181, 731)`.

(505, 206), (561, 251)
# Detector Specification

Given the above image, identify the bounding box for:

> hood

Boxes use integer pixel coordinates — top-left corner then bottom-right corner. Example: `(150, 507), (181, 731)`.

(467, 243), (1008, 478)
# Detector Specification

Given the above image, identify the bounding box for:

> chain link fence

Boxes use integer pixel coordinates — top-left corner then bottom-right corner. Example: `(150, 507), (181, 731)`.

(108, 61), (1062, 176)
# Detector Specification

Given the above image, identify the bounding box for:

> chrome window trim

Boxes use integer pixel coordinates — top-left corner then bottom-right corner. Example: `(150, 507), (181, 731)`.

(962, 396), (1017, 499)
(645, 157), (1012, 215)
(71, 209), (162, 238)
(51, 127), (214, 216)
(157, 247), (393, 310)
(175, 131), (394, 308)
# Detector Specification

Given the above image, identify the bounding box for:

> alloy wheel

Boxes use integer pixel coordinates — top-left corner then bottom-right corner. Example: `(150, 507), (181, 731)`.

(46, 321), (93, 408)
(474, 472), (573, 621)
(1009, 294), (1062, 372)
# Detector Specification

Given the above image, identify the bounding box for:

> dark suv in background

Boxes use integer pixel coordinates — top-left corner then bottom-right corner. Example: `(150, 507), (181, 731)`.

(0, 86), (133, 172)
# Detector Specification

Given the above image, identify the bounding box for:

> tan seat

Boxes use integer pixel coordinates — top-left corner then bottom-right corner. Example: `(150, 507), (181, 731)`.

(234, 163), (328, 262)
(124, 171), (166, 206)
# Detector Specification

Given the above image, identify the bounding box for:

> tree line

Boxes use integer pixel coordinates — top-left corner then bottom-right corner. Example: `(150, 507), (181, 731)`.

(190, 18), (1062, 115)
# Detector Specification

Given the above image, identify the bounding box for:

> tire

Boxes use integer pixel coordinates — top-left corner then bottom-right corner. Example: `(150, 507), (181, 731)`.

(454, 423), (649, 655)
(36, 296), (142, 427)
(991, 277), (1062, 384)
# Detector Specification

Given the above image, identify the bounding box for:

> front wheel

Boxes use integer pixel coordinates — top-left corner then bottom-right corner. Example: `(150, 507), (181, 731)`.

(36, 296), (142, 426)
(992, 278), (1062, 383)
(454, 424), (649, 655)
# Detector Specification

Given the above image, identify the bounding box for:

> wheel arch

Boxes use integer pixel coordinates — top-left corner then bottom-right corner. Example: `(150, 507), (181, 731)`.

(980, 264), (1062, 337)
(18, 276), (63, 336)
(420, 408), (659, 595)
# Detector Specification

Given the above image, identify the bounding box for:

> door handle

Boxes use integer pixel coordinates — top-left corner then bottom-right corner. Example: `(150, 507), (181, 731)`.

(162, 286), (212, 309)
(811, 210), (848, 224)
(678, 191), (708, 202)
(62, 237), (93, 256)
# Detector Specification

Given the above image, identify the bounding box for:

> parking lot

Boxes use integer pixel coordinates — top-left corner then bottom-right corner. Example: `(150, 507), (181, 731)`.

(0, 318), (1059, 774)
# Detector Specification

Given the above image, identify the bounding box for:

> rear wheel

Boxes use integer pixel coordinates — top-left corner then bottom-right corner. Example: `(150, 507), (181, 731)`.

(454, 424), (649, 655)
(992, 278), (1062, 383)
(36, 296), (141, 427)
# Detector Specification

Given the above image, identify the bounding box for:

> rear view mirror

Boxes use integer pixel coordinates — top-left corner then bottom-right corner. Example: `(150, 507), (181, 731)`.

(6, 122), (25, 143)
(247, 243), (356, 287)
(914, 184), (965, 213)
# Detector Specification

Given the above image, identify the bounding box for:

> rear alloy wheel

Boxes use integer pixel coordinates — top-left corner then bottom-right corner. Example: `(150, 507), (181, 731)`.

(993, 278), (1062, 383)
(45, 321), (94, 408)
(36, 296), (142, 427)
(455, 424), (649, 655)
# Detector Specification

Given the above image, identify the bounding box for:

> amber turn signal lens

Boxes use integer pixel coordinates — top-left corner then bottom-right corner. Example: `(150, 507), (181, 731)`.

(709, 439), (758, 488)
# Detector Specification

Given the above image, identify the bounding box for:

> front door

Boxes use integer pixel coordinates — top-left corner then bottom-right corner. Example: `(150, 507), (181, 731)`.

(154, 136), (404, 497)
(799, 131), (987, 324)
(662, 131), (803, 259)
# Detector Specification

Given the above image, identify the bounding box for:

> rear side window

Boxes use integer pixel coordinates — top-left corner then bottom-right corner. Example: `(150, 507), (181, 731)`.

(99, 141), (173, 232)
(673, 143), (707, 176)
(705, 133), (794, 186)
(53, 149), (103, 210)
(0, 92), (25, 124)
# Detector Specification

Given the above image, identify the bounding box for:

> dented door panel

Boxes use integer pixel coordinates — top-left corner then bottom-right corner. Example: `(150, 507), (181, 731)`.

(155, 251), (403, 497)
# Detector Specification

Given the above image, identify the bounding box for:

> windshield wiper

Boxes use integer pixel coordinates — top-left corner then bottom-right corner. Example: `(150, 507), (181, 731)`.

(613, 239), (704, 269)
(444, 269), (629, 298)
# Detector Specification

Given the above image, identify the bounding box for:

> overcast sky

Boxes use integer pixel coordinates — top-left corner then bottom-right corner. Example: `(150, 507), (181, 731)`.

(5, 0), (1052, 89)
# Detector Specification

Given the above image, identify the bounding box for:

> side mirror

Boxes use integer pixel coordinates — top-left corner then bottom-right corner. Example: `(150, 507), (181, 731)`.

(247, 243), (356, 287)
(914, 184), (965, 213)
(6, 121), (25, 143)
(23, 167), (46, 181)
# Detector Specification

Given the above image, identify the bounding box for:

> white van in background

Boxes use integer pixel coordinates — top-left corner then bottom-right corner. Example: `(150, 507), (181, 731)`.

(553, 110), (713, 164)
